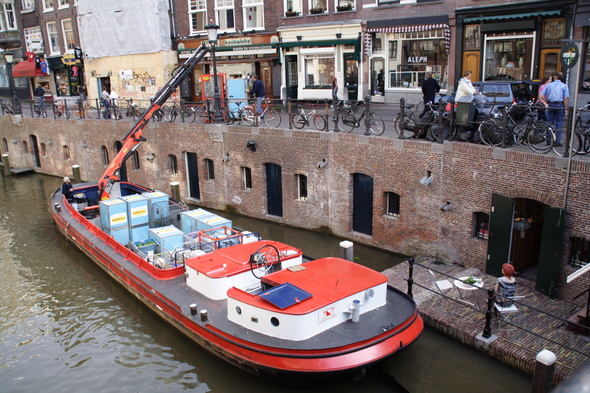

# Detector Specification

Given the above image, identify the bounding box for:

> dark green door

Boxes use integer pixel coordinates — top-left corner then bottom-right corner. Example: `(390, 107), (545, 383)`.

(352, 173), (373, 235)
(186, 152), (200, 199)
(266, 163), (283, 217)
(486, 193), (514, 277)
(536, 207), (566, 298)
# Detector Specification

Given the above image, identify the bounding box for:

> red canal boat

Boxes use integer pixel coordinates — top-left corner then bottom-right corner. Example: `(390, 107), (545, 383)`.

(50, 44), (423, 384)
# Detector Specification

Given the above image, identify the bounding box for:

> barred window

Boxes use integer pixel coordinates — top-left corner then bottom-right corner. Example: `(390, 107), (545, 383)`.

(473, 212), (489, 240)
(570, 237), (590, 268)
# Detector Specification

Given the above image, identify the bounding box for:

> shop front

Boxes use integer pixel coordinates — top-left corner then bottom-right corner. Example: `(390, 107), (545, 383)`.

(46, 55), (83, 98)
(365, 16), (450, 104)
(278, 23), (362, 102)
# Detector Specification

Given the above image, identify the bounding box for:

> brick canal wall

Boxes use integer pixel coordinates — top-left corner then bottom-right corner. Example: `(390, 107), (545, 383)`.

(1, 116), (589, 302)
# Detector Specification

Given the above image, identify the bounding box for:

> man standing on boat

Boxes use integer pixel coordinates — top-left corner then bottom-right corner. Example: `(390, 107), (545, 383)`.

(62, 177), (74, 200)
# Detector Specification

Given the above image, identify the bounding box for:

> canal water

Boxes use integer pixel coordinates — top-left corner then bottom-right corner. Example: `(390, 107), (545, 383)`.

(0, 173), (532, 393)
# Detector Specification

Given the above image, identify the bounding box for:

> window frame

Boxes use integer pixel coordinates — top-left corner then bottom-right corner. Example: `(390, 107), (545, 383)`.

(168, 154), (178, 175)
(308, 0), (327, 14)
(216, 0), (235, 33)
(46, 21), (60, 55)
(58, 0), (69, 9)
(243, 0), (264, 30)
(242, 166), (252, 190)
(569, 237), (590, 268)
(22, 0), (35, 11)
(296, 174), (308, 200)
(43, 0), (54, 12)
(61, 18), (75, 54)
(472, 212), (489, 240)
(384, 191), (400, 217)
(205, 158), (215, 181)
(189, 0), (207, 35)
(101, 145), (109, 165)
(0, 2), (17, 31)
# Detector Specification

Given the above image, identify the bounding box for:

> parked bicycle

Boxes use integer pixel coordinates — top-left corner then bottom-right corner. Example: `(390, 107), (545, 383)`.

(336, 96), (384, 135)
(477, 103), (556, 154)
(123, 98), (143, 119)
(72, 98), (96, 119)
(53, 99), (70, 119)
(221, 97), (249, 125)
(1, 99), (15, 115)
(241, 97), (282, 128)
(291, 102), (327, 131)
(33, 97), (47, 118)
(574, 103), (590, 156)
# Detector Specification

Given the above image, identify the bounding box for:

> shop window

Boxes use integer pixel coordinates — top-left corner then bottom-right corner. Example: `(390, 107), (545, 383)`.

(384, 192), (400, 217)
(205, 158), (215, 181)
(309, 0), (327, 13)
(168, 154), (178, 175)
(216, 0), (235, 32)
(285, 0), (302, 16)
(484, 36), (533, 81)
(581, 30), (590, 92)
(101, 146), (109, 165)
(464, 25), (480, 50)
(570, 237), (590, 268)
(61, 19), (75, 53)
(189, 0), (207, 35)
(22, 0), (35, 12)
(62, 145), (70, 160)
(0, 2), (16, 31)
(46, 21), (60, 55)
(296, 174), (307, 200)
(542, 19), (565, 47)
(243, 0), (263, 30)
(43, 0), (53, 12)
(241, 166), (252, 190)
(472, 212), (489, 240)
(305, 54), (334, 87)
(372, 34), (383, 54)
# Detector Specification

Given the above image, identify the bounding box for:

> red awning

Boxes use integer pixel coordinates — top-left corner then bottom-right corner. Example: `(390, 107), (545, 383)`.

(12, 61), (46, 78)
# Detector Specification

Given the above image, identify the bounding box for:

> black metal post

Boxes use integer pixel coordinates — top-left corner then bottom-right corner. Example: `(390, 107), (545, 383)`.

(437, 100), (445, 143)
(563, 106), (573, 158)
(407, 257), (415, 298)
(363, 96), (371, 135)
(287, 98), (293, 129)
(210, 43), (223, 123)
(399, 98), (405, 139)
(500, 107), (508, 149)
(482, 288), (495, 338)
(6, 61), (20, 115)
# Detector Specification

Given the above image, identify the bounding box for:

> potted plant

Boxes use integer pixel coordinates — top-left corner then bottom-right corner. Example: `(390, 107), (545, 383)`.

(309, 6), (325, 14)
(285, 9), (299, 17)
(336, 3), (352, 11)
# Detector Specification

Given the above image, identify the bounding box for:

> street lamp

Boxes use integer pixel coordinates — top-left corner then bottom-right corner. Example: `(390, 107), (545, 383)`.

(3, 50), (20, 114)
(205, 22), (223, 123)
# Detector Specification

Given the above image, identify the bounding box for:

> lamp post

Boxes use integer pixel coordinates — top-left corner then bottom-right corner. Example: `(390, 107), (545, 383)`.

(205, 22), (223, 123)
(4, 51), (20, 114)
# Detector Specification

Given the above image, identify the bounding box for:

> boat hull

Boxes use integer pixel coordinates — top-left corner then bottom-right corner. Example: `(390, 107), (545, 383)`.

(50, 183), (423, 384)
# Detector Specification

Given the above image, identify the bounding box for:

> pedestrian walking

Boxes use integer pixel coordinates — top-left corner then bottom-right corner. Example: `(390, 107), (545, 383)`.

(540, 72), (569, 146)
(421, 72), (440, 118)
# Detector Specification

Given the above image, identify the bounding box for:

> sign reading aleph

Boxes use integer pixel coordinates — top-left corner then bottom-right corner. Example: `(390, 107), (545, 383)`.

(407, 56), (427, 64)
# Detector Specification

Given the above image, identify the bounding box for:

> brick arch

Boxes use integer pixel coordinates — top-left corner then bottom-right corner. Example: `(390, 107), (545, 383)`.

(506, 188), (557, 207)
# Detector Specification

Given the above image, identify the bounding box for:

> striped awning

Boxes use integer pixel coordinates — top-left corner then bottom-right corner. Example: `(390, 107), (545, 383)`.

(365, 24), (451, 56)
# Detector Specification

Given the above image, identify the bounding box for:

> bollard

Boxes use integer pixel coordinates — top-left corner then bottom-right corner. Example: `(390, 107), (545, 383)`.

(399, 98), (406, 139)
(72, 164), (81, 184)
(2, 153), (10, 176)
(190, 303), (198, 316)
(170, 181), (181, 202)
(531, 350), (556, 393)
(363, 96), (371, 136)
(200, 309), (208, 322)
(339, 240), (354, 261)
(407, 257), (415, 298)
(482, 288), (494, 338)
(351, 300), (360, 323)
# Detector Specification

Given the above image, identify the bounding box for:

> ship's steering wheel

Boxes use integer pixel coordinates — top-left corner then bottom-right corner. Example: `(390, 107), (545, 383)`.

(249, 244), (281, 279)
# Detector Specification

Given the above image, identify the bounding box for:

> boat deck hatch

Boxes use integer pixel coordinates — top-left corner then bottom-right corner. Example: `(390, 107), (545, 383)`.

(259, 282), (312, 309)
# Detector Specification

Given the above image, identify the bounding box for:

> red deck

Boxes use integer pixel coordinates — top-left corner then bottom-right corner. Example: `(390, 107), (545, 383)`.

(185, 240), (302, 278)
(228, 257), (387, 315)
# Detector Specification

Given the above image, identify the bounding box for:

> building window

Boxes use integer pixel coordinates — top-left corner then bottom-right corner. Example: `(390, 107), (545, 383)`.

(61, 19), (75, 53)
(385, 192), (400, 217)
(40, 143), (46, 157)
(484, 35), (534, 81)
(2, 138), (8, 153)
(0, 2), (16, 31)
(133, 151), (140, 170)
(464, 25), (480, 50)
(189, 0), (207, 35)
(101, 145), (109, 165)
(473, 212), (489, 240)
(63, 145), (70, 160)
(542, 19), (565, 47)
(168, 154), (178, 175)
(43, 0), (53, 12)
(336, 0), (354, 11)
(296, 174), (307, 199)
(58, 0), (68, 8)
(205, 158), (215, 181)
(21, 140), (27, 154)
(570, 237), (590, 268)
(377, 0), (399, 4)
(216, 0), (235, 32)
(243, 0), (263, 30)
(309, 0), (326, 13)
(46, 21), (60, 55)
(285, 0), (301, 15)
(22, 0), (35, 11)
(305, 54), (335, 87)
(241, 166), (252, 190)
(24, 26), (43, 53)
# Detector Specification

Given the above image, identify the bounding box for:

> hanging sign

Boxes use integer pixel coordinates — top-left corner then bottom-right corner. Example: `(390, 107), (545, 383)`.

(560, 42), (579, 69)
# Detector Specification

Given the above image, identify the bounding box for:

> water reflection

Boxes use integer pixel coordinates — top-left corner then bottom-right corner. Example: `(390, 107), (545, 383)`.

(0, 173), (531, 393)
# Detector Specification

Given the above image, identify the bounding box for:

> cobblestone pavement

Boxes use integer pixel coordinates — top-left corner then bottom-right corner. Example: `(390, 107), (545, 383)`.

(383, 258), (590, 385)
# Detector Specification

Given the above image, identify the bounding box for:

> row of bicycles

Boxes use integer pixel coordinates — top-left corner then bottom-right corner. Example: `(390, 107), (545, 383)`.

(393, 99), (590, 157)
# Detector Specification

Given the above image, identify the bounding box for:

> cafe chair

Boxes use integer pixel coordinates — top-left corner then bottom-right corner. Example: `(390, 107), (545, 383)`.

(494, 295), (525, 331)
(429, 269), (454, 304)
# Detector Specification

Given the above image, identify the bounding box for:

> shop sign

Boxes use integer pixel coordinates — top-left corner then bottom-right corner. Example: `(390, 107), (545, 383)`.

(62, 54), (78, 65)
(560, 42), (579, 69)
(407, 56), (427, 64)
(223, 37), (252, 46)
(120, 69), (133, 80)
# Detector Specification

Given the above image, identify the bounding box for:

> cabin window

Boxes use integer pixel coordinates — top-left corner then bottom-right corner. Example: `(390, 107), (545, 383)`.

(205, 158), (215, 181)
(296, 174), (307, 200)
(101, 145), (109, 165)
(472, 212), (489, 240)
(570, 237), (590, 268)
(241, 166), (252, 190)
(168, 154), (178, 175)
(384, 191), (400, 217)
(270, 316), (279, 327)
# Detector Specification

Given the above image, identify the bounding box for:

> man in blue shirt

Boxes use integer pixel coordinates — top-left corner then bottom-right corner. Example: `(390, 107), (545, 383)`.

(247, 74), (265, 117)
(540, 72), (569, 146)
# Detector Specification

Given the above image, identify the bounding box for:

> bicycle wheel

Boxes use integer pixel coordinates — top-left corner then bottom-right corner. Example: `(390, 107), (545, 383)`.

(291, 112), (307, 129)
(393, 113), (417, 139)
(161, 105), (174, 122)
(526, 122), (554, 154)
(263, 109), (281, 128)
(33, 105), (41, 118)
(153, 109), (163, 122)
(72, 105), (82, 120)
(478, 118), (504, 146)
(64, 107), (71, 120)
(337, 110), (355, 133)
(313, 113), (327, 131)
(553, 130), (582, 157)
(86, 106), (97, 119)
(414, 102), (424, 117)
(368, 112), (385, 135)
(241, 107), (256, 126)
